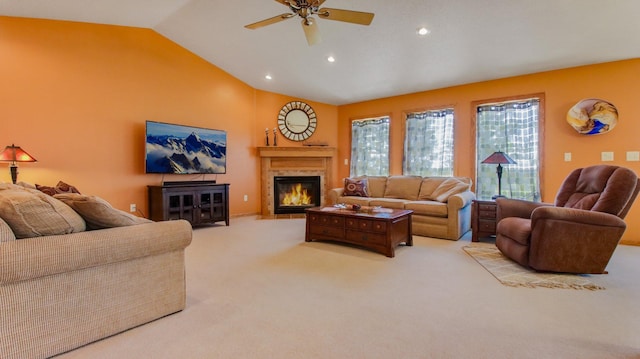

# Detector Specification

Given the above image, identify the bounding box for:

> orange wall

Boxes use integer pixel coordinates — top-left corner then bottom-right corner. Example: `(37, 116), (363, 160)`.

(338, 58), (640, 244)
(0, 17), (337, 216)
(0, 16), (339, 218)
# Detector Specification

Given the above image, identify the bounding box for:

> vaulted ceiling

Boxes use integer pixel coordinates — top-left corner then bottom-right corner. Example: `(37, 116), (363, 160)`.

(2, 0), (639, 105)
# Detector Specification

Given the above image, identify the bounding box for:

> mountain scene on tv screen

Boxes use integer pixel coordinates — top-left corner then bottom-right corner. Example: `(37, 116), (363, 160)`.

(146, 130), (226, 174)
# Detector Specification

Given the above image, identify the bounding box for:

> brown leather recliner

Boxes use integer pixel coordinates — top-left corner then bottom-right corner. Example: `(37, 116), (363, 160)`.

(495, 165), (639, 274)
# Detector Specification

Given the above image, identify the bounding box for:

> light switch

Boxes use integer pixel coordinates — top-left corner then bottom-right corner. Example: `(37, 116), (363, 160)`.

(344, 158), (349, 165)
(627, 151), (640, 161)
(564, 152), (572, 162)
(601, 152), (614, 161)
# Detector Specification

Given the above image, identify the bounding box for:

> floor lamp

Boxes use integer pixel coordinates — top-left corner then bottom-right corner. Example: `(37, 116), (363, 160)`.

(481, 151), (516, 199)
(0, 144), (37, 184)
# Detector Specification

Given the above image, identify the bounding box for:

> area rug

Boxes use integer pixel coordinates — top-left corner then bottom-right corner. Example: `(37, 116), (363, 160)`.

(462, 243), (604, 290)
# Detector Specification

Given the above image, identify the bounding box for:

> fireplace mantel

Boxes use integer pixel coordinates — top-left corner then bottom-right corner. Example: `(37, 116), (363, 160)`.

(258, 146), (336, 217)
(257, 146), (336, 158)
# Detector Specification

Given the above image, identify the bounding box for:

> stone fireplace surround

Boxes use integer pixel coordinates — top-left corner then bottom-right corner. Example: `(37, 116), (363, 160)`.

(258, 146), (336, 217)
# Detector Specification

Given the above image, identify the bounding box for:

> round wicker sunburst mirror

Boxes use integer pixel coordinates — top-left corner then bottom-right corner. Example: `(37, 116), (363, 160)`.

(277, 101), (317, 141)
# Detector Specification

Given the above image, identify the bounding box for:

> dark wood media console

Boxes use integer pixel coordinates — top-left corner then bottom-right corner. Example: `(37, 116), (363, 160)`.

(148, 182), (229, 226)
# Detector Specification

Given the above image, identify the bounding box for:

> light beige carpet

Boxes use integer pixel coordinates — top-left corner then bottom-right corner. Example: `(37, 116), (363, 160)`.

(463, 243), (605, 290)
(55, 217), (640, 358)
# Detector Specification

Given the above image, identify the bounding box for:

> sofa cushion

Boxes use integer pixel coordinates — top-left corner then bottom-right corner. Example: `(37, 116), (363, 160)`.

(365, 176), (389, 198)
(337, 196), (372, 206)
(343, 177), (369, 197)
(383, 176), (423, 201)
(54, 193), (152, 230)
(428, 178), (471, 202)
(0, 217), (16, 242)
(368, 198), (409, 209)
(0, 184), (86, 238)
(404, 201), (448, 217)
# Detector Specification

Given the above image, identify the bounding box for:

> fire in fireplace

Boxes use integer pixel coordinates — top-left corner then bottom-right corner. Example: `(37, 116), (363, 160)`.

(274, 176), (321, 214)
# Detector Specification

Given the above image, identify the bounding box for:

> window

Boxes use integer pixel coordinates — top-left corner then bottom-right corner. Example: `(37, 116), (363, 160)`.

(403, 108), (454, 176)
(476, 98), (541, 201)
(350, 116), (390, 176)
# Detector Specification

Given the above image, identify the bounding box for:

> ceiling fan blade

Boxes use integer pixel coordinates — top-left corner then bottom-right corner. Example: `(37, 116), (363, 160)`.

(245, 13), (294, 29)
(318, 8), (374, 25)
(302, 18), (321, 46)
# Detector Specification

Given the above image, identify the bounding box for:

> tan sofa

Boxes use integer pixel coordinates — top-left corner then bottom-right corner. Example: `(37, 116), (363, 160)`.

(328, 175), (475, 240)
(0, 183), (192, 359)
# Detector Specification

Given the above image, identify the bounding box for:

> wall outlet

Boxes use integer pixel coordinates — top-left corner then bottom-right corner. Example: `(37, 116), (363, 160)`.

(564, 152), (571, 162)
(626, 151), (640, 161)
(344, 158), (349, 165)
(243, 194), (248, 202)
(129, 204), (136, 213)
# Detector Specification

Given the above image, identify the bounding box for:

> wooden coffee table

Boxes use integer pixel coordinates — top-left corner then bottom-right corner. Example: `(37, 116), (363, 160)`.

(305, 207), (413, 258)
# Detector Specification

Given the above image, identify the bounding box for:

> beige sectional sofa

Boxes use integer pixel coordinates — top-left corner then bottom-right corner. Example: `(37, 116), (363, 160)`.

(328, 175), (475, 240)
(0, 183), (192, 359)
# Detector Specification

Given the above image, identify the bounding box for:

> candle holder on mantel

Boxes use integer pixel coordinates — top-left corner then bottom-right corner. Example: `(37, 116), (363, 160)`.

(273, 128), (278, 146)
(265, 128), (270, 146)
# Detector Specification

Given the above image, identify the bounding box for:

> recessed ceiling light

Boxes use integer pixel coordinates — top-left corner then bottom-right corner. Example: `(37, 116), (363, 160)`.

(327, 56), (335, 63)
(417, 27), (430, 36)
(265, 74), (272, 80)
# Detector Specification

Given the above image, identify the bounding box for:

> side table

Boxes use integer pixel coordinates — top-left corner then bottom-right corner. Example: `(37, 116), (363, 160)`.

(471, 199), (497, 242)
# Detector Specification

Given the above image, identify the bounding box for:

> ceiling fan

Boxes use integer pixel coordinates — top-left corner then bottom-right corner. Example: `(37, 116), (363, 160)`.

(245, 0), (375, 46)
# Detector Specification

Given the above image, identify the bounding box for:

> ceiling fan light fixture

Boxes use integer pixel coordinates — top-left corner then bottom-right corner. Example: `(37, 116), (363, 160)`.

(246, 1), (374, 46)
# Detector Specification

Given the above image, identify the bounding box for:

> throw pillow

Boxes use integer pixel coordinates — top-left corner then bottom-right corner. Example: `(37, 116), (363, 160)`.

(36, 184), (57, 196)
(428, 178), (471, 203)
(16, 181), (37, 189)
(55, 181), (81, 194)
(54, 193), (152, 230)
(0, 184), (86, 238)
(343, 178), (369, 197)
(418, 178), (444, 200)
(36, 180), (81, 196)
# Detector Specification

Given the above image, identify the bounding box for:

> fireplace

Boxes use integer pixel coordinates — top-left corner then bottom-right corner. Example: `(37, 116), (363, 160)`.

(258, 146), (335, 217)
(273, 176), (321, 214)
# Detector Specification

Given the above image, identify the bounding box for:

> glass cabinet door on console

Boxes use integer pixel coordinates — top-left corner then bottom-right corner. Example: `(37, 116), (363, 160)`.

(167, 191), (196, 223)
(148, 183), (229, 226)
(198, 189), (227, 223)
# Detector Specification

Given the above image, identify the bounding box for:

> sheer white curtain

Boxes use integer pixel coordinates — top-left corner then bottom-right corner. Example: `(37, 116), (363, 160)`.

(476, 99), (540, 201)
(403, 109), (454, 176)
(350, 117), (390, 177)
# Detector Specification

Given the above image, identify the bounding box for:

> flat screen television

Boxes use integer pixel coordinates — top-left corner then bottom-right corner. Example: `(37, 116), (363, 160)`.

(145, 121), (227, 174)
